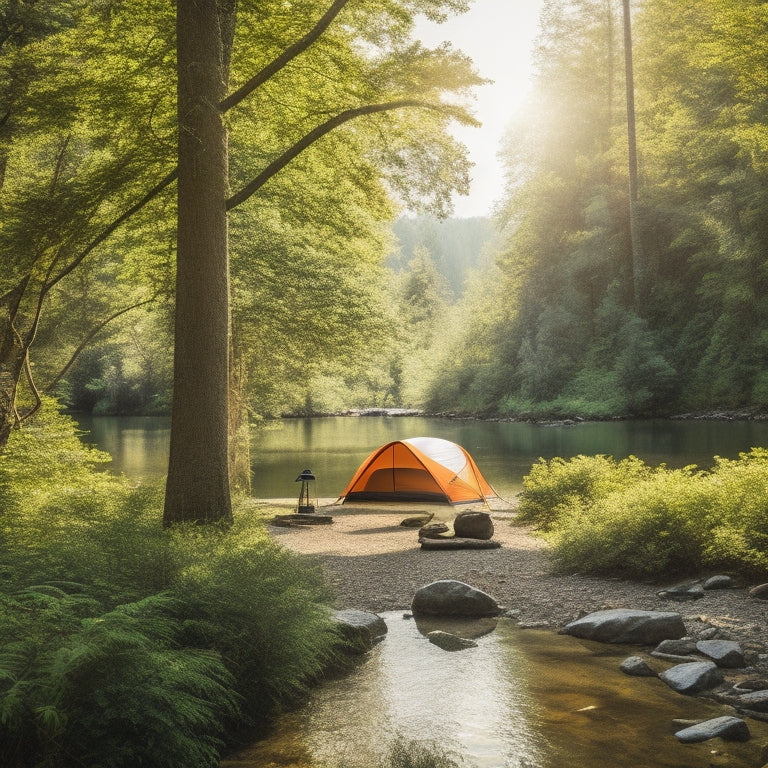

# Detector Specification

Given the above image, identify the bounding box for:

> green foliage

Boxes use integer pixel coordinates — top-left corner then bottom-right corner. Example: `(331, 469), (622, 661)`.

(380, 736), (468, 768)
(0, 593), (238, 768)
(0, 403), (341, 766)
(518, 454), (653, 530)
(520, 449), (768, 580)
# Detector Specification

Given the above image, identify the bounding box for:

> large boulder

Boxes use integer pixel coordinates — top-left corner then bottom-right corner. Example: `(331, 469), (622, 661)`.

(659, 661), (723, 695)
(561, 609), (686, 644)
(674, 716), (750, 743)
(333, 609), (387, 653)
(411, 580), (501, 618)
(453, 511), (494, 540)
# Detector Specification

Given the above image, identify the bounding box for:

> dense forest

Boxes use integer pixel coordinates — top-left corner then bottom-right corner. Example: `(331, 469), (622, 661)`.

(424, 0), (768, 418)
(3, 2), (768, 764)
(7, 0), (767, 430)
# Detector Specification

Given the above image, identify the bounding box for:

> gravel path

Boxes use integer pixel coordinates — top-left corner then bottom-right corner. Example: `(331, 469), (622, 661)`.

(264, 501), (768, 663)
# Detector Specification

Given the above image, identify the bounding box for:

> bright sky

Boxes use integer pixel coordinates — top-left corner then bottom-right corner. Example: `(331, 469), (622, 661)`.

(415, 0), (545, 218)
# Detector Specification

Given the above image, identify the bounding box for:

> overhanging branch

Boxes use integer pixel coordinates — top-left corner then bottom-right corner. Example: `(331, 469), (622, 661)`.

(220, 0), (352, 113)
(45, 167), (178, 291)
(45, 296), (158, 393)
(226, 99), (460, 211)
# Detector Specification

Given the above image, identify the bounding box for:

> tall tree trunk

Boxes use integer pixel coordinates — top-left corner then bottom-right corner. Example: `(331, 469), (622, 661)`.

(164, 0), (232, 525)
(622, 0), (643, 307)
(228, 341), (252, 496)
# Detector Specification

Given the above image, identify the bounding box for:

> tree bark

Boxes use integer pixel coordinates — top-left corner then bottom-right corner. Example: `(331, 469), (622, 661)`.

(164, 0), (232, 525)
(622, 0), (643, 307)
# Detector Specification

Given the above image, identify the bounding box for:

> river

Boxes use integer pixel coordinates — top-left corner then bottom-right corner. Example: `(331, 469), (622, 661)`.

(75, 414), (768, 499)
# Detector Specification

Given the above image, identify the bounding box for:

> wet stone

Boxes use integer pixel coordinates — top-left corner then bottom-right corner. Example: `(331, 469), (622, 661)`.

(333, 609), (387, 653)
(659, 661), (723, 695)
(412, 580), (501, 618)
(561, 609), (686, 645)
(620, 656), (657, 677)
(655, 638), (697, 656)
(735, 689), (768, 713)
(674, 716), (751, 743)
(696, 639), (745, 668)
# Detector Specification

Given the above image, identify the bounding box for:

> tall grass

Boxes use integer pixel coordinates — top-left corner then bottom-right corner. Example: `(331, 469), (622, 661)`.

(518, 451), (768, 580)
(0, 400), (340, 766)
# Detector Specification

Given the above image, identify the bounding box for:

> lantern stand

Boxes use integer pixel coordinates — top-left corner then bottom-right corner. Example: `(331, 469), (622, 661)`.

(295, 469), (316, 514)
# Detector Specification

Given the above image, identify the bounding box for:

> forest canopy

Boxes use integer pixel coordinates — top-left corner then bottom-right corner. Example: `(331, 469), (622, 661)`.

(5, 0), (768, 442)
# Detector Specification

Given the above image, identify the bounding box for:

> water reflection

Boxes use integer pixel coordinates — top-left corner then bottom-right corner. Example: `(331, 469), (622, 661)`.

(225, 614), (544, 768)
(224, 616), (768, 768)
(73, 415), (768, 499)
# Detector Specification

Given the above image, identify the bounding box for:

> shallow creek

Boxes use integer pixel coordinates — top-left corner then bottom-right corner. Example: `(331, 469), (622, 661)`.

(223, 614), (768, 768)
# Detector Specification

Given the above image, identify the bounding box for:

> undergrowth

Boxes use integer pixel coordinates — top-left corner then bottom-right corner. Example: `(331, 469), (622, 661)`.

(518, 451), (768, 580)
(0, 400), (340, 767)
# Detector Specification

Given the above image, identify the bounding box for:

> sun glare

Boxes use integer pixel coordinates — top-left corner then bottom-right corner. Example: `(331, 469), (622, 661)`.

(414, 0), (544, 217)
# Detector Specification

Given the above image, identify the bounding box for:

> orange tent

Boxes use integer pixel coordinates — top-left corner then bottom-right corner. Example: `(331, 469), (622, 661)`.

(338, 437), (497, 505)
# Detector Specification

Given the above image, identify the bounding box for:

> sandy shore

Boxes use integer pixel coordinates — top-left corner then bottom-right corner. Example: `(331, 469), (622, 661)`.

(261, 500), (768, 665)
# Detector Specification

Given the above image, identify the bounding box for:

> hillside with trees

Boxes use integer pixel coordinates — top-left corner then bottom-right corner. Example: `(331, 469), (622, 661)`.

(420, 0), (768, 419)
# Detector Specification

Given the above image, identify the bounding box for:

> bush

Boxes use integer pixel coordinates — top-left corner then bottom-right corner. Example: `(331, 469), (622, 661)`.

(546, 468), (711, 578)
(0, 401), (340, 766)
(518, 454), (653, 530)
(521, 449), (768, 580)
(700, 449), (768, 575)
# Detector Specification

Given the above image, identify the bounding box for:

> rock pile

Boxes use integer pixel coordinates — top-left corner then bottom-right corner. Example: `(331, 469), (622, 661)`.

(418, 511), (501, 550)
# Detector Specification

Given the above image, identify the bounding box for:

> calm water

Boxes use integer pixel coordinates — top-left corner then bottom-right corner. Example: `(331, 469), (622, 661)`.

(224, 615), (768, 768)
(75, 414), (768, 499)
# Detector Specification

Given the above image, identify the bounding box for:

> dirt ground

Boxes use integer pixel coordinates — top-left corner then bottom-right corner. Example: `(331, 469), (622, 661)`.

(260, 499), (768, 666)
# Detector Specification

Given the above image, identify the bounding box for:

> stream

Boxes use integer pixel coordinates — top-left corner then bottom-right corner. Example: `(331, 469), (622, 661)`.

(223, 615), (768, 768)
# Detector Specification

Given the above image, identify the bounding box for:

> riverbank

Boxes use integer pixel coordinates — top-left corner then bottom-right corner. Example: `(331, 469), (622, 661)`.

(258, 499), (768, 671)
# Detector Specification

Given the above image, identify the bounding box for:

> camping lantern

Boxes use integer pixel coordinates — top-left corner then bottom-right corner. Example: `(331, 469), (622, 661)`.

(295, 469), (316, 514)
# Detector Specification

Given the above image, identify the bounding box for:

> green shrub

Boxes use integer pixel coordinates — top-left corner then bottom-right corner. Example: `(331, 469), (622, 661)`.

(0, 402), (340, 765)
(169, 512), (339, 725)
(699, 449), (768, 575)
(518, 454), (653, 530)
(523, 449), (768, 580)
(545, 468), (711, 578)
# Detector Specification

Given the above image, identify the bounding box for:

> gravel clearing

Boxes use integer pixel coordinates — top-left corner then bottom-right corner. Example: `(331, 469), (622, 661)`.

(262, 500), (768, 665)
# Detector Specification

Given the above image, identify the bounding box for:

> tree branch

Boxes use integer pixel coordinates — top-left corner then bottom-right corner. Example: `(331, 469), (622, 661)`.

(20, 347), (42, 423)
(44, 167), (178, 291)
(219, 0), (351, 113)
(226, 99), (459, 210)
(44, 296), (157, 393)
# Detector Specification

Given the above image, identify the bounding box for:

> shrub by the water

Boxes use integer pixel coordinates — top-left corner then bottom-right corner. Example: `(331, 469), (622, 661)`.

(0, 401), (339, 766)
(517, 454), (653, 530)
(382, 737), (468, 768)
(519, 450), (768, 580)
